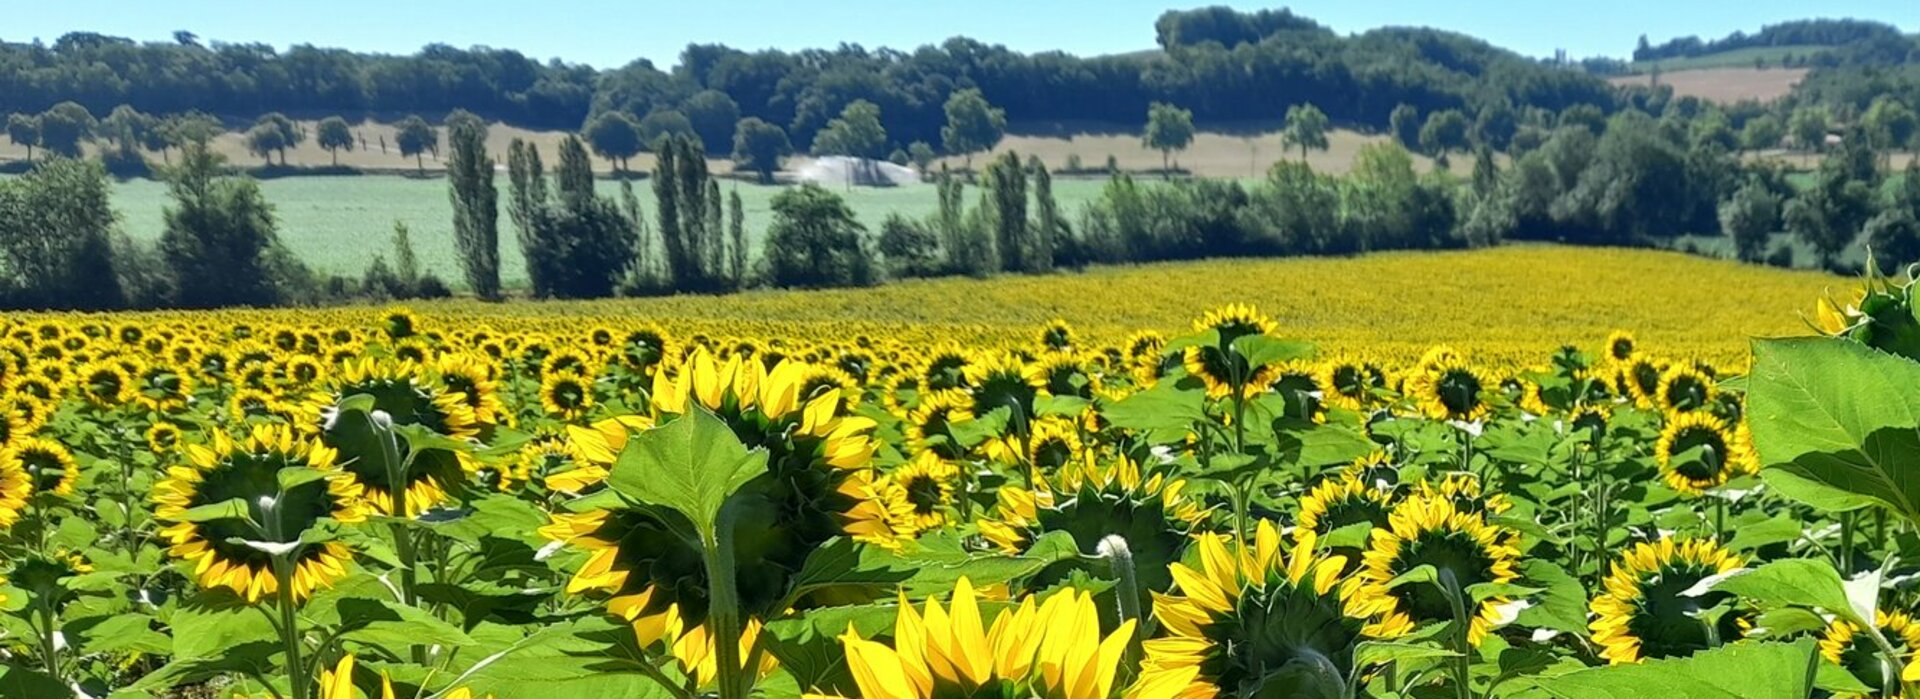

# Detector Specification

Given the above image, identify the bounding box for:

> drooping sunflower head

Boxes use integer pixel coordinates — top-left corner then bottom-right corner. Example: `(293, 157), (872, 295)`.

(1655, 412), (1754, 496)
(1407, 360), (1492, 423)
(1820, 610), (1920, 698)
(382, 307), (421, 340)
(1567, 403), (1613, 441)
(1024, 415), (1089, 473)
(154, 424), (368, 604)
(919, 343), (972, 392)
(962, 351), (1044, 436)
(1623, 356), (1668, 408)
(1295, 473), (1394, 544)
(830, 577), (1133, 699)
(1183, 304), (1281, 399)
(1656, 363), (1717, 414)
(1134, 521), (1369, 699)
(1350, 494), (1521, 645)
(145, 420), (185, 454)
(1125, 330), (1169, 385)
(1590, 537), (1746, 664)
(135, 362), (195, 413)
(1037, 352), (1100, 400)
(617, 325), (676, 376)
(1318, 360), (1380, 412)
(435, 353), (506, 428)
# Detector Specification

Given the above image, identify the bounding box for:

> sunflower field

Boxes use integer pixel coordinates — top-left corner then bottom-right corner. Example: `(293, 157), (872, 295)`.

(0, 259), (1912, 699)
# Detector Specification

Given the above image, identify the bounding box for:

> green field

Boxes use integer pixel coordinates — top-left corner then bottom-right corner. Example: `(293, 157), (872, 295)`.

(1628, 44), (1831, 72)
(106, 175), (1116, 288)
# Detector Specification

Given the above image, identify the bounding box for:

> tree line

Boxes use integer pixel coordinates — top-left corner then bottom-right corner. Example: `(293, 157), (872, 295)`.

(1631, 19), (1916, 65)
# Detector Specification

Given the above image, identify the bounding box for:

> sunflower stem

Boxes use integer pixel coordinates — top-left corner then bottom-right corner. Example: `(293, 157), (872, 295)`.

(35, 600), (60, 684)
(391, 521), (426, 665)
(1841, 510), (1857, 573)
(271, 554), (309, 699)
(1097, 534), (1146, 669)
(703, 501), (749, 699)
(1438, 569), (1473, 699)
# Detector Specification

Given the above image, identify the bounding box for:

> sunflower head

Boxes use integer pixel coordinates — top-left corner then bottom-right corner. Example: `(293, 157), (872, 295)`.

(1655, 412), (1753, 496)
(539, 372), (596, 421)
(319, 359), (479, 517)
(154, 425), (368, 604)
(1590, 538), (1746, 664)
(11, 437), (77, 498)
(1136, 521), (1368, 699)
(1821, 610), (1920, 698)
(1350, 494), (1521, 645)
(77, 359), (135, 408)
(1656, 363), (1717, 414)
(1407, 360), (1492, 423)
(1040, 318), (1075, 352)
(1318, 360), (1381, 412)
(1605, 330), (1637, 363)
(906, 389), (975, 460)
(618, 326), (675, 375)
(1182, 304), (1281, 399)
(886, 451), (959, 531)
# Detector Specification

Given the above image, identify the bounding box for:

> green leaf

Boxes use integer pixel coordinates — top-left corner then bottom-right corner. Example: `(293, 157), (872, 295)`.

(1101, 381), (1208, 436)
(1760, 468), (1877, 514)
(1523, 639), (1817, 699)
(1726, 515), (1808, 552)
(789, 537), (915, 596)
(1699, 558), (1861, 625)
(1747, 338), (1920, 523)
(1515, 560), (1590, 636)
(1232, 335), (1316, 368)
(0, 666), (69, 699)
(179, 498), (251, 523)
(606, 406), (767, 541)
(167, 598), (276, 660)
(275, 466), (330, 491)
(1354, 641), (1457, 668)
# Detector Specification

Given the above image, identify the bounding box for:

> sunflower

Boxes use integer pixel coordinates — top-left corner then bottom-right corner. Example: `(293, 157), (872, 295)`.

(545, 415), (654, 494)
(887, 451), (959, 530)
(146, 421), (185, 454)
(1318, 360), (1380, 412)
(1130, 521), (1368, 699)
(917, 344), (972, 392)
(1405, 359), (1492, 423)
(381, 307), (421, 340)
(1655, 363), (1717, 415)
(0, 451), (29, 527)
(963, 352), (1046, 460)
(1024, 415), (1089, 473)
(1294, 473), (1394, 563)
(1349, 494), (1521, 645)
(316, 359), (479, 517)
(77, 359), (135, 408)
(435, 353), (507, 429)
(826, 577), (1132, 699)
(154, 425), (369, 603)
(617, 326), (676, 376)
(539, 371), (596, 421)
(1040, 318), (1076, 352)
(11, 437), (78, 497)
(134, 362), (195, 413)
(1125, 330), (1169, 386)
(0, 408), (24, 449)
(1621, 356), (1667, 409)
(1268, 359), (1327, 422)
(1182, 304), (1281, 399)
(1566, 403), (1612, 441)
(1604, 330), (1637, 364)
(1820, 610), (1920, 698)
(1655, 412), (1754, 496)
(1589, 538), (1746, 664)
(1413, 472), (1513, 517)
(906, 389), (975, 460)
(1339, 450), (1401, 489)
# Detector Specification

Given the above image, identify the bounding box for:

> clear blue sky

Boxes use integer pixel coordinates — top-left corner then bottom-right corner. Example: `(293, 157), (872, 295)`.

(6, 0), (1915, 69)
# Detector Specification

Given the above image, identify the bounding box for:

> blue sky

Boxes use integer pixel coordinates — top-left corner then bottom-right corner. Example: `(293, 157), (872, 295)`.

(6, 0), (1915, 69)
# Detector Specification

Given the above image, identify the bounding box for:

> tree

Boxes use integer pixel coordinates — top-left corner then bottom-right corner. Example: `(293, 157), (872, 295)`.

(941, 88), (1007, 170)
(316, 117), (354, 166)
(584, 111), (643, 171)
(1719, 179), (1781, 262)
(1789, 106), (1830, 152)
(506, 139), (548, 254)
(1558, 104), (1606, 135)
(1281, 103), (1331, 160)
(1144, 102), (1195, 176)
(1865, 208), (1920, 272)
(158, 144), (298, 307)
(248, 113), (301, 165)
(731, 117), (791, 184)
(519, 136), (638, 298)
(1419, 110), (1470, 163)
(812, 100), (888, 185)
(244, 123), (287, 166)
(638, 109), (695, 148)
(907, 141), (937, 172)
(878, 213), (940, 278)
(1389, 104), (1421, 149)
(1031, 155), (1065, 268)
(682, 90), (741, 154)
(38, 102), (96, 158)
(1740, 114), (1786, 150)
(0, 158), (124, 309)
(728, 190), (746, 287)
(395, 116), (438, 173)
(1472, 101), (1518, 151)
(1862, 97), (1917, 154)
(983, 151), (1035, 273)
(7, 114), (39, 161)
(447, 118), (501, 300)
(762, 183), (874, 288)
(100, 105), (154, 155)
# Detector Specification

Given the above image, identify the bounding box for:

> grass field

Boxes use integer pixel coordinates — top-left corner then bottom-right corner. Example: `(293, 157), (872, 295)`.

(1626, 45), (1832, 72)
(104, 174), (1120, 286)
(1606, 66), (1808, 103)
(137, 245), (1837, 368)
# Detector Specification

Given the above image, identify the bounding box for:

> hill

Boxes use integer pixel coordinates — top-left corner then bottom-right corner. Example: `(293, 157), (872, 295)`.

(1606, 67), (1808, 103)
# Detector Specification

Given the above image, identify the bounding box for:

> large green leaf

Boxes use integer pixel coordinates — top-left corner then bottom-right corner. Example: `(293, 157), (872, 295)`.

(1747, 338), (1920, 523)
(606, 406), (767, 541)
(1101, 381), (1208, 436)
(1522, 639), (1817, 699)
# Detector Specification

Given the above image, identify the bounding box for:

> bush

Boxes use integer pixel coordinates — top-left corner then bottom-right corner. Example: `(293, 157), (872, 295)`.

(878, 213), (942, 278)
(0, 158), (129, 309)
(1765, 246), (1797, 268)
(762, 184), (876, 288)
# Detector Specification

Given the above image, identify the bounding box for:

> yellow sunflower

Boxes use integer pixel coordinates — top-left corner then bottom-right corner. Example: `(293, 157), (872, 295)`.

(539, 371), (596, 421)
(1655, 363), (1717, 415)
(1130, 521), (1367, 699)
(145, 421), (185, 454)
(1655, 412), (1754, 496)
(1182, 304), (1281, 399)
(11, 437), (78, 497)
(1405, 359), (1493, 422)
(154, 425), (369, 603)
(1349, 494), (1521, 645)
(906, 389), (975, 460)
(826, 577), (1132, 699)
(1589, 538), (1745, 664)
(1820, 610), (1920, 698)
(77, 358), (136, 408)
(887, 451), (960, 531)
(316, 358), (479, 517)
(1603, 330), (1637, 364)
(0, 450), (30, 527)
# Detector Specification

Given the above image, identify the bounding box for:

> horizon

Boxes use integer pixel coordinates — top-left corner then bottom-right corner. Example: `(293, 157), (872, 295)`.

(5, 0), (1916, 70)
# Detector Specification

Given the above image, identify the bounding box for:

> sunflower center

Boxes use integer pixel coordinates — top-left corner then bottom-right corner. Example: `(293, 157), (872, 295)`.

(1436, 370), (1484, 416)
(903, 475), (945, 515)
(1669, 428), (1728, 481)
